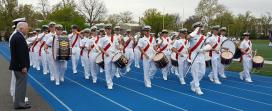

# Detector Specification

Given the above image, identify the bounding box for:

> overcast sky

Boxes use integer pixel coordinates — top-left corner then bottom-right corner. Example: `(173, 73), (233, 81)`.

(19, 0), (272, 21)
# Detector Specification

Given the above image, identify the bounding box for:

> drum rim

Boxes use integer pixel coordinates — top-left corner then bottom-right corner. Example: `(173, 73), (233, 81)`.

(221, 39), (236, 55)
(221, 51), (234, 59)
(112, 52), (123, 62)
(153, 52), (165, 61)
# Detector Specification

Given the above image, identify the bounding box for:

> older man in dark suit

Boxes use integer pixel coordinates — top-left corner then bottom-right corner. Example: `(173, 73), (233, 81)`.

(9, 22), (31, 109)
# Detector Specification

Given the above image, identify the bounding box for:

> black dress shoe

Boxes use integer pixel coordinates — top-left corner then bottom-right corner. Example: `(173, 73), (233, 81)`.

(14, 104), (31, 110)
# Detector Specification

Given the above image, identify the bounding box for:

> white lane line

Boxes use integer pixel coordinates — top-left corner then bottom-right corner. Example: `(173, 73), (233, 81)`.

(122, 76), (243, 111)
(0, 49), (72, 111)
(150, 76), (272, 106)
(73, 69), (187, 111)
(29, 75), (73, 111)
(0, 48), (133, 111)
(226, 79), (272, 90)
(123, 76), (243, 111)
(130, 70), (272, 97)
(65, 77), (133, 111)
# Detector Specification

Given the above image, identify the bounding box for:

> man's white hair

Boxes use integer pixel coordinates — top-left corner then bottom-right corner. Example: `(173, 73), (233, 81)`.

(16, 22), (28, 30)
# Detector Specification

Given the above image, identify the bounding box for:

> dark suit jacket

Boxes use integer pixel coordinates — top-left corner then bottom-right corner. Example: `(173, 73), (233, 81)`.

(9, 31), (30, 71)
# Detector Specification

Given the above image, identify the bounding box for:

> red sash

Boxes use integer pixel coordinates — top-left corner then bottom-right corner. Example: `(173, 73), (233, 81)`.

(124, 37), (132, 49)
(38, 33), (47, 56)
(111, 35), (114, 43)
(102, 42), (111, 59)
(189, 35), (205, 60)
(72, 33), (79, 48)
(31, 38), (39, 52)
(240, 41), (251, 62)
(141, 36), (153, 59)
(176, 40), (187, 59)
(80, 47), (84, 56)
(88, 37), (100, 58)
(209, 36), (220, 57)
(38, 42), (45, 56)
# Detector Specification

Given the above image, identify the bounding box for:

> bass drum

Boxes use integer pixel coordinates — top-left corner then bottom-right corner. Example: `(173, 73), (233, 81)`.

(112, 52), (129, 68)
(153, 52), (169, 68)
(53, 36), (71, 61)
(221, 39), (236, 56)
(170, 52), (178, 67)
(96, 53), (104, 69)
(252, 56), (264, 69)
(221, 51), (233, 65)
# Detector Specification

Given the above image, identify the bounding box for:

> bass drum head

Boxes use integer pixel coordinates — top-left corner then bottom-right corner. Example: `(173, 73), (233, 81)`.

(221, 39), (236, 55)
(112, 52), (122, 62)
(153, 53), (165, 61)
(221, 51), (233, 59)
(253, 56), (264, 63)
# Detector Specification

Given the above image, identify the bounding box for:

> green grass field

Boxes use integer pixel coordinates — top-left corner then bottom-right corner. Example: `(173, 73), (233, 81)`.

(227, 40), (272, 76)
(251, 40), (272, 61)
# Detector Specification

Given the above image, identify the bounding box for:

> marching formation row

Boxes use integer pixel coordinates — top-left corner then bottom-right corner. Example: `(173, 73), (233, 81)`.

(12, 18), (264, 95)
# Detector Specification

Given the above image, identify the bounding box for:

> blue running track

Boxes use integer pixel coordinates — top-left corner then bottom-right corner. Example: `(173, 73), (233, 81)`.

(1, 42), (272, 111)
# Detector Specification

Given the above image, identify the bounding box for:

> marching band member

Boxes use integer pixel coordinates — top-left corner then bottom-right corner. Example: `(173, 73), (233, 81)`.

(45, 24), (68, 85)
(170, 32), (179, 75)
(113, 26), (123, 78)
(123, 29), (135, 72)
(172, 28), (189, 85)
(68, 25), (81, 74)
(156, 29), (172, 80)
(45, 22), (57, 81)
(239, 32), (253, 83)
(31, 29), (41, 70)
(37, 25), (49, 75)
(98, 24), (118, 89)
(80, 28), (91, 79)
(134, 32), (142, 68)
(187, 22), (212, 95)
(269, 31), (272, 47)
(218, 27), (228, 79)
(207, 25), (222, 84)
(88, 26), (100, 83)
(137, 26), (157, 88)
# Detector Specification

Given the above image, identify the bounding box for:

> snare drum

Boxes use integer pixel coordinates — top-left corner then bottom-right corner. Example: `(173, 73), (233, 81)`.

(170, 52), (178, 67)
(252, 56), (264, 69)
(96, 53), (104, 69)
(221, 51), (233, 65)
(112, 52), (129, 68)
(205, 52), (212, 67)
(153, 52), (169, 68)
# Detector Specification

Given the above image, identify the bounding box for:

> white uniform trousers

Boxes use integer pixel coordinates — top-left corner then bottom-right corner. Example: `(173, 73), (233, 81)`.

(10, 71), (16, 97)
(143, 56), (157, 87)
(161, 55), (171, 80)
(40, 50), (49, 74)
(47, 48), (56, 80)
(82, 51), (90, 79)
(134, 48), (141, 68)
(71, 47), (80, 73)
(209, 53), (221, 81)
(218, 63), (225, 77)
(89, 52), (99, 82)
(124, 48), (134, 72)
(29, 52), (33, 66)
(190, 53), (206, 89)
(177, 56), (188, 80)
(241, 55), (252, 80)
(33, 52), (40, 70)
(54, 60), (67, 84)
(104, 53), (117, 87)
